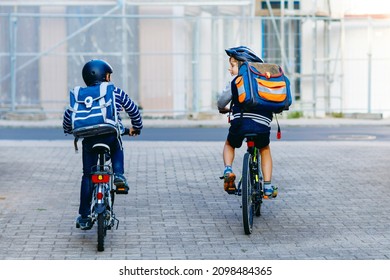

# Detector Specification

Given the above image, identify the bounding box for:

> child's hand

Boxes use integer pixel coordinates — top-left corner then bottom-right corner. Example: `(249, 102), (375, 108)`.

(129, 127), (141, 136)
(218, 107), (230, 114)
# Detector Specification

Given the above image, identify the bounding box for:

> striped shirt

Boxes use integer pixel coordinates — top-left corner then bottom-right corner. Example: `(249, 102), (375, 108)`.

(63, 86), (143, 134)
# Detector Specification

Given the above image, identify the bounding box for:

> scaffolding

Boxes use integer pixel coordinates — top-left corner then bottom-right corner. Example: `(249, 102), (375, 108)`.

(1, 0), (389, 119)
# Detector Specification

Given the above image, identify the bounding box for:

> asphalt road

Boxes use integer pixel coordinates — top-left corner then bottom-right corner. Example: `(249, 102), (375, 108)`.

(0, 126), (389, 141)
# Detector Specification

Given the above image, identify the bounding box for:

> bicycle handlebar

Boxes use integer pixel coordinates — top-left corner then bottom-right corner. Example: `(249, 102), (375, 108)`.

(73, 128), (141, 152)
(122, 128), (130, 135)
(122, 128), (141, 136)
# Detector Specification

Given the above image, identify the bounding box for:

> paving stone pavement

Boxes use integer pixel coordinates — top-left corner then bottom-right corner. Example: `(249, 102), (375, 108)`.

(0, 139), (389, 260)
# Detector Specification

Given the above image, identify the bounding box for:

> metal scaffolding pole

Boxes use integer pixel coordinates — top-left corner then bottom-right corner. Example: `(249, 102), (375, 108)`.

(121, 1), (128, 92)
(9, 13), (17, 111)
(0, 4), (122, 86)
(367, 17), (373, 113)
(264, 0), (290, 73)
(312, 18), (318, 117)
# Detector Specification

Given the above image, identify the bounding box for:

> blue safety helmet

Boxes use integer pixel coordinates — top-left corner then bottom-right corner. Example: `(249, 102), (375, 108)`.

(82, 59), (113, 86)
(225, 46), (263, 63)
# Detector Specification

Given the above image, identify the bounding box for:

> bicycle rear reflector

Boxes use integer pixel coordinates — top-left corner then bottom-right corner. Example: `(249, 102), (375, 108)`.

(97, 192), (104, 200)
(92, 174), (110, 183)
(247, 141), (255, 148)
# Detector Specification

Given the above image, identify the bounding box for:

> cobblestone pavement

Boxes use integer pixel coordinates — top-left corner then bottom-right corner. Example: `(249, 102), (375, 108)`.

(0, 139), (389, 260)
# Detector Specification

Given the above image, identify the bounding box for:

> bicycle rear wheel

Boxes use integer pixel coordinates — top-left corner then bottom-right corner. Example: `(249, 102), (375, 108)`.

(97, 213), (106, 251)
(242, 153), (254, 235)
(253, 150), (262, 217)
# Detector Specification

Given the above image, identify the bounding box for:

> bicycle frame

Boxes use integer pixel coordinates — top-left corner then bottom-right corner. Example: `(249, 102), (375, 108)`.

(246, 139), (263, 205)
(236, 136), (264, 195)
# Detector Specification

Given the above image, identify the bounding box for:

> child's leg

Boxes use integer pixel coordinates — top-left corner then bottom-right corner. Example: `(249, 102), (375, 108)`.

(80, 140), (96, 217)
(109, 136), (129, 193)
(259, 144), (272, 182)
(260, 144), (277, 197)
(222, 140), (236, 193)
(223, 140), (235, 167)
(111, 143), (125, 175)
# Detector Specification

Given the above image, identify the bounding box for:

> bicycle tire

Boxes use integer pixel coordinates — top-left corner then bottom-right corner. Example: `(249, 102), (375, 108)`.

(254, 150), (262, 217)
(255, 199), (261, 217)
(242, 152), (253, 235)
(97, 213), (105, 252)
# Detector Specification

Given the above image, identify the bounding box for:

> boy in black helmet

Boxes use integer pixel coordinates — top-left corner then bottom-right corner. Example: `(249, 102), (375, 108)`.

(63, 59), (143, 230)
(217, 46), (277, 198)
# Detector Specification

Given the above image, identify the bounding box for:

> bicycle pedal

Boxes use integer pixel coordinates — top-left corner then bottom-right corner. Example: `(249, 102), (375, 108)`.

(114, 217), (120, 230)
(116, 187), (129, 194)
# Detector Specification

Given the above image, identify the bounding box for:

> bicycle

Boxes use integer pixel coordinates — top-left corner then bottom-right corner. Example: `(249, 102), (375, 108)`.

(235, 133), (277, 234)
(74, 129), (131, 252)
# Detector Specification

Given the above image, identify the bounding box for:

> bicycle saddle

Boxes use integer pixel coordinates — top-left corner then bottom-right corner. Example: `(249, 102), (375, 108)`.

(244, 133), (258, 139)
(92, 143), (110, 154)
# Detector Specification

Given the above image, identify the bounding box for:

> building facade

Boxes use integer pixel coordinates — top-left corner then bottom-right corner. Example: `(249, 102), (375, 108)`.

(1, 0), (390, 119)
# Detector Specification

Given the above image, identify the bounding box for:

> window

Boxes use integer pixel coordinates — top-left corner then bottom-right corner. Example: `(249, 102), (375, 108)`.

(260, 1), (301, 99)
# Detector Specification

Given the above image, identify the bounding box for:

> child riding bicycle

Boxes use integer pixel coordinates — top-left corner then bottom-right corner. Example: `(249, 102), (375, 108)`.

(217, 46), (278, 198)
(63, 59), (143, 230)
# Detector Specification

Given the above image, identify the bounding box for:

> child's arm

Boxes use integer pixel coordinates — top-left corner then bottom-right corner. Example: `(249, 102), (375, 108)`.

(63, 109), (73, 134)
(115, 88), (143, 131)
(217, 81), (232, 113)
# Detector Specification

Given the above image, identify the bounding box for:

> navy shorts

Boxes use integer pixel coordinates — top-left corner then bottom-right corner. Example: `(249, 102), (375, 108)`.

(227, 130), (270, 149)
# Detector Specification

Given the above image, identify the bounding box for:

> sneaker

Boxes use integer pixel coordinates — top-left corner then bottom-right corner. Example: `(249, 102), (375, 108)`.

(263, 184), (278, 199)
(223, 172), (236, 194)
(76, 216), (93, 230)
(114, 174), (129, 194)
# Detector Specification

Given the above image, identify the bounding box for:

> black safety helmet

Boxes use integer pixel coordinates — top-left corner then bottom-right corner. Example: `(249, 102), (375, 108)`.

(225, 46), (263, 63)
(82, 59), (113, 86)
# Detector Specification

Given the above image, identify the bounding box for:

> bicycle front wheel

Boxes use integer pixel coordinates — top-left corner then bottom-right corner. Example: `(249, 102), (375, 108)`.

(242, 152), (254, 235)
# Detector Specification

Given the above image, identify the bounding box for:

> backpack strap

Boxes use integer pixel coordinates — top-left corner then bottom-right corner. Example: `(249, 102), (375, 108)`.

(229, 76), (244, 127)
(67, 87), (80, 112)
(69, 87), (81, 131)
(274, 113), (281, 140)
(101, 82), (120, 139)
(73, 136), (79, 153)
(73, 86), (80, 99)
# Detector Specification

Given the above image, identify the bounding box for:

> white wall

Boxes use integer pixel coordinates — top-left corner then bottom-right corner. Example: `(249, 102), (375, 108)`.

(299, 0), (390, 117)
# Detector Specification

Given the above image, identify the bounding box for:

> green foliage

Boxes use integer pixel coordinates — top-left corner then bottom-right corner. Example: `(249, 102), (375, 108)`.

(331, 112), (344, 118)
(287, 111), (303, 119)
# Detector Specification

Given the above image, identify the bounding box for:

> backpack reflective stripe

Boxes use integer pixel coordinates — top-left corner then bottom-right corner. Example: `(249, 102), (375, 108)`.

(235, 76), (247, 103)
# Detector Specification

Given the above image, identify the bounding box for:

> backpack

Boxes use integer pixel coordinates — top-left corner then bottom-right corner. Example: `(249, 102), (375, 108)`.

(231, 61), (292, 113)
(68, 82), (119, 138)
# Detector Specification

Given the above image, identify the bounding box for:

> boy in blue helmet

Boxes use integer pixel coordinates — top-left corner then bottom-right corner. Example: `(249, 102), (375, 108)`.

(63, 59), (143, 230)
(217, 46), (278, 198)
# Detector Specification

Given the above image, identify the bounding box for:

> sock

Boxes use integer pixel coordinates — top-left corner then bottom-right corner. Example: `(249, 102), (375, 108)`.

(264, 181), (272, 192)
(224, 165), (233, 175)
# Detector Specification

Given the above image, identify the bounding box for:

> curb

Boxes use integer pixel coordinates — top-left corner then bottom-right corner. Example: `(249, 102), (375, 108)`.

(1, 117), (390, 128)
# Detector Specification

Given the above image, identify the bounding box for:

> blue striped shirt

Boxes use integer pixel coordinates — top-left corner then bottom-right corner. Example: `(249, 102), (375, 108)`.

(63, 86), (143, 134)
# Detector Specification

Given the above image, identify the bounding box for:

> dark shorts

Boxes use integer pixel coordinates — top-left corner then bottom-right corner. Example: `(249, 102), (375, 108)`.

(227, 131), (270, 149)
